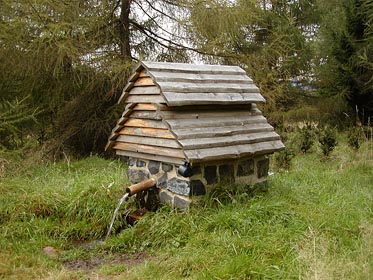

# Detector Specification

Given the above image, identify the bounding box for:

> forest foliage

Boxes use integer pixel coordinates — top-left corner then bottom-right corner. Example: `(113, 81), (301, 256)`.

(1, 0), (372, 156)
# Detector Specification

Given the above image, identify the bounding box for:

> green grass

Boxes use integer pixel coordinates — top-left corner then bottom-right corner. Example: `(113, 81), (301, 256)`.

(0, 138), (372, 279)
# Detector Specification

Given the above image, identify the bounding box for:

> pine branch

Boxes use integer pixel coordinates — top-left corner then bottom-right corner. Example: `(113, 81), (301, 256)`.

(130, 19), (235, 58)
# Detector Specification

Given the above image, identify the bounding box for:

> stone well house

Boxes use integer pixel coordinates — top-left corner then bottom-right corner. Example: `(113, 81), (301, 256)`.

(106, 61), (284, 209)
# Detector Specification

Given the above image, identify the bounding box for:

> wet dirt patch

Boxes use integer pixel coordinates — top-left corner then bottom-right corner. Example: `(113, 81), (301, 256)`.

(63, 251), (150, 271)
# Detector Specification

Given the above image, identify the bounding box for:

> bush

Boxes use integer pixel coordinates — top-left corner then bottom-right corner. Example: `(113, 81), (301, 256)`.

(298, 122), (315, 153)
(318, 126), (338, 156)
(348, 127), (362, 150)
(274, 147), (295, 171)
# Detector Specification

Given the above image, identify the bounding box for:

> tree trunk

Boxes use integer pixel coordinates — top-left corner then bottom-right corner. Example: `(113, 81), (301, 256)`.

(119, 0), (132, 60)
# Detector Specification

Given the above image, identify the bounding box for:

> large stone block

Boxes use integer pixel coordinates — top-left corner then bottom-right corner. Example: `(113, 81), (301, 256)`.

(127, 157), (136, 167)
(136, 160), (146, 167)
(127, 169), (149, 184)
(167, 177), (190, 196)
(190, 180), (206, 196)
(157, 172), (168, 189)
(204, 165), (217, 185)
(237, 159), (254, 177)
(159, 190), (173, 205)
(173, 195), (190, 210)
(191, 165), (201, 175)
(161, 163), (173, 172)
(148, 160), (160, 175)
(219, 164), (234, 182)
(257, 158), (269, 178)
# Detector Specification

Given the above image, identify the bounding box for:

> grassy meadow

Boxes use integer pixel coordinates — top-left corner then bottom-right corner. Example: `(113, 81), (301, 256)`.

(0, 133), (372, 279)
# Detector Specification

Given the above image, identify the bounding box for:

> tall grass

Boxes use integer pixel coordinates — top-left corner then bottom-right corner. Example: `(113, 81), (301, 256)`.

(0, 136), (372, 279)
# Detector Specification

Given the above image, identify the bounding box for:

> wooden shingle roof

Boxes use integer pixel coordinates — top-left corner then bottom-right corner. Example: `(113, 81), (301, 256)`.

(108, 61), (284, 164)
(118, 61), (265, 106)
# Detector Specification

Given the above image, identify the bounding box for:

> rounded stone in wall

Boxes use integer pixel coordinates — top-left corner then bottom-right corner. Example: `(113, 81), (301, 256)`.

(190, 180), (206, 196)
(204, 165), (217, 185)
(257, 158), (269, 178)
(161, 163), (173, 172)
(127, 169), (150, 184)
(167, 177), (190, 196)
(148, 160), (160, 174)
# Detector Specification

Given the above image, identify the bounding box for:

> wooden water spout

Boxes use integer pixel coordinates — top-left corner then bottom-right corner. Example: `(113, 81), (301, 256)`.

(126, 178), (156, 196)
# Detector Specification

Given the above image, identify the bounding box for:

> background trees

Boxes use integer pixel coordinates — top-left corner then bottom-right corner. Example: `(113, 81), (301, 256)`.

(1, 0), (372, 156)
(315, 0), (373, 124)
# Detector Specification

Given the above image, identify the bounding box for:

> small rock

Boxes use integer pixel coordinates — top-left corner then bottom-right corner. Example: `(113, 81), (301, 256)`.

(43, 246), (59, 259)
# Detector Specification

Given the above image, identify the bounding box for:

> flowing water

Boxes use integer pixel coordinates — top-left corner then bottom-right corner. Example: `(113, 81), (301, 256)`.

(106, 192), (129, 239)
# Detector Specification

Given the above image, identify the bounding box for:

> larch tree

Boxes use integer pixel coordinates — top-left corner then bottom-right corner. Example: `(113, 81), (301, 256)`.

(183, 0), (319, 113)
(0, 0), (190, 154)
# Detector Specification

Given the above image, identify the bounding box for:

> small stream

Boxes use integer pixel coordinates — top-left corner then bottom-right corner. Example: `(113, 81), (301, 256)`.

(106, 192), (130, 239)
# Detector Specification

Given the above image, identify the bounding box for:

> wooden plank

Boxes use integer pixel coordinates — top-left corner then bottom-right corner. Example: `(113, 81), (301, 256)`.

(143, 61), (246, 74)
(138, 70), (150, 77)
(129, 86), (161, 95)
(157, 104), (253, 111)
(184, 140), (285, 162)
(116, 150), (184, 165)
(105, 140), (115, 151)
(134, 77), (155, 86)
(133, 104), (157, 111)
(160, 108), (261, 120)
(113, 142), (185, 158)
(150, 71), (252, 84)
(118, 116), (128, 125)
(158, 82), (259, 93)
(165, 115), (267, 129)
(118, 91), (129, 104)
(112, 124), (123, 133)
(130, 111), (161, 120)
(124, 118), (168, 129)
(116, 135), (181, 148)
(163, 92), (265, 106)
(173, 123), (274, 140)
(125, 95), (165, 104)
(179, 132), (281, 150)
(119, 127), (175, 139)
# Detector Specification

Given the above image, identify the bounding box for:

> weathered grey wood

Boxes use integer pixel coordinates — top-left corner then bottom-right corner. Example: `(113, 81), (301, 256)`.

(160, 108), (260, 120)
(112, 124), (123, 133)
(143, 61), (246, 74)
(116, 135), (181, 148)
(116, 150), (184, 165)
(129, 86), (161, 95)
(118, 116), (128, 125)
(130, 111), (162, 120)
(165, 115), (266, 129)
(128, 71), (141, 83)
(113, 142), (185, 158)
(157, 104), (253, 111)
(119, 127), (175, 139)
(105, 140), (115, 151)
(121, 104), (136, 118)
(118, 91), (129, 104)
(158, 82), (259, 93)
(125, 95), (166, 104)
(108, 61), (285, 160)
(138, 70), (150, 77)
(184, 140), (285, 162)
(179, 132), (280, 150)
(150, 72), (252, 84)
(134, 77), (155, 86)
(163, 92), (265, 105)
(133, 104), (157, 111)
(124, 118), (168, 129)
(173, 123), (274, 140)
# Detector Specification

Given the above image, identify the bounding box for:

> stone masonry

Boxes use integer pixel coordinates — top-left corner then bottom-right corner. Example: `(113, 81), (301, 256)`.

(126, 155), (270, 210)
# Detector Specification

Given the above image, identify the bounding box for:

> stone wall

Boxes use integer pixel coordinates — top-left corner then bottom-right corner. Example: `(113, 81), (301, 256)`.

(126, 155), (269, 210)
